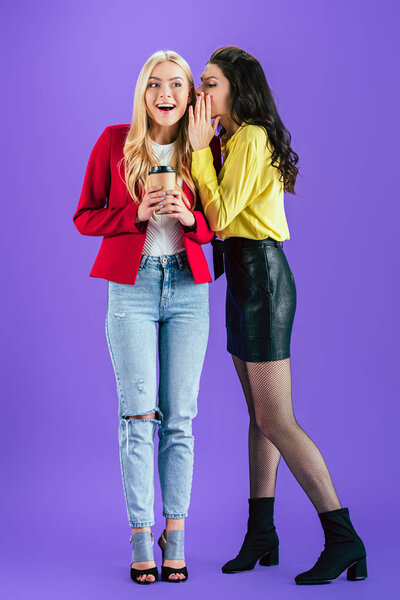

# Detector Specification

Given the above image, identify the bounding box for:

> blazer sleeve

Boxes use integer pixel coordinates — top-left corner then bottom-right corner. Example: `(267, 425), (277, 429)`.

(181, 207), (214, 244)
(73, 126), (142, 237)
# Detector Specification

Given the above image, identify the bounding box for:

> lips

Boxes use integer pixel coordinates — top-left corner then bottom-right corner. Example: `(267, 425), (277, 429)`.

(156, 103), (176, 113)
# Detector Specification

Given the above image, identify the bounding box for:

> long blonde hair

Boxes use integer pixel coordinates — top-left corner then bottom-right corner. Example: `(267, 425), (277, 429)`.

(121, 50), (197, 207)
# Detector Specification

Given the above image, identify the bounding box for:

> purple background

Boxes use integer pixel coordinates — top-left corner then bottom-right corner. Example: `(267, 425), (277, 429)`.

(1, 1), (399, 598)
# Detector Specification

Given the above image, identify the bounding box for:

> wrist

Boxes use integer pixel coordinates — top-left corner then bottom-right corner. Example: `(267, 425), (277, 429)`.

(135, 205), (143, 222)
(182, 213), (196, 229)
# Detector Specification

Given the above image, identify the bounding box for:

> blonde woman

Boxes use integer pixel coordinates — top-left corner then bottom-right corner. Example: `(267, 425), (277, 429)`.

(73, 51), (218, 584)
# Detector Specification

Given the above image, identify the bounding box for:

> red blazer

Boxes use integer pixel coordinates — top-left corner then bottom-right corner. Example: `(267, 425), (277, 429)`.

(73, 124), (222, 284)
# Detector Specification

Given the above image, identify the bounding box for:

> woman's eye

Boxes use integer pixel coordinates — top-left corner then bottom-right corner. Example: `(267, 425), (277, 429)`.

(149, 83), (159, 87)
(172, 82), (182, 87)
(206, 83), (216, 88)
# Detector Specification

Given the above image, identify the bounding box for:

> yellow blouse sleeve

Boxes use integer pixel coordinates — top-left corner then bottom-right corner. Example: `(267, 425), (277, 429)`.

(191, 138), (269, 232)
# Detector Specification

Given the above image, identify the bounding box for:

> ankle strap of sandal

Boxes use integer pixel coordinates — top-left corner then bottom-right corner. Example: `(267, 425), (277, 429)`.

(130, 531), (154, 563)
(164, 529), (185, 561)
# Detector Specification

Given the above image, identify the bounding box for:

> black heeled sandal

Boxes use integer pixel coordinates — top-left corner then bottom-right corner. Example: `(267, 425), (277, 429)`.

(130, 531), (159, 585)
(158, 529), (188, 583)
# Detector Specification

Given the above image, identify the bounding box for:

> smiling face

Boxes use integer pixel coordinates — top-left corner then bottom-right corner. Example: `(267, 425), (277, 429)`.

(196, 63), (231, 119)
(145, 61), (192, 128)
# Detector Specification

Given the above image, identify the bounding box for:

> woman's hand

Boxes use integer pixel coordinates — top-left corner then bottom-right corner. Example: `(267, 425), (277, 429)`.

(137, 186), (165, 221)
(188, 92), (221, 151)
(158, 189), (196, 227)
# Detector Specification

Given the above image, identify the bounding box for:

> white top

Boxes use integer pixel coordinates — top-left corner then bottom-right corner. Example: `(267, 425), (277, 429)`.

(142, 140), (185, 257)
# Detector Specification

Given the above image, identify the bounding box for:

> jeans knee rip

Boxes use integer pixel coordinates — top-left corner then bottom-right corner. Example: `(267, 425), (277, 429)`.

(121, 410), (161, 455)
(122, 409), (162, 424)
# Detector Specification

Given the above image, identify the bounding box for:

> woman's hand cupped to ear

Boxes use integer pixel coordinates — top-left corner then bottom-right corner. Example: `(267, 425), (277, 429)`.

(188, 92), (221, 151)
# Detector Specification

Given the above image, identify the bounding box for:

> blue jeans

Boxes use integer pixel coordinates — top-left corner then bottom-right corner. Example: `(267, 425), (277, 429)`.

(105, 251), (209, 527)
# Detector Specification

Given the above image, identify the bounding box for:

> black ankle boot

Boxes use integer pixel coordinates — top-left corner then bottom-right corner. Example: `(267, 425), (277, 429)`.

(295, 507), (367, 584)
(222, 497), (279, 574)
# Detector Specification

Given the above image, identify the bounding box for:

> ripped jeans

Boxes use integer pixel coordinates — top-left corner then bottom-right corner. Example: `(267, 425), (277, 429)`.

(105, 251), (209, 527)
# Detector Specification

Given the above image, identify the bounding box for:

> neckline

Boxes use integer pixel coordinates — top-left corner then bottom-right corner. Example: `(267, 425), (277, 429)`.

(221, 122), (247, 146)
(150, 139), (177, 148)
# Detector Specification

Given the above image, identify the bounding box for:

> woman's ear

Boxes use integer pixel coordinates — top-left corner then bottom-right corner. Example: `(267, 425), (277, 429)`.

(187, 86), (193, 104)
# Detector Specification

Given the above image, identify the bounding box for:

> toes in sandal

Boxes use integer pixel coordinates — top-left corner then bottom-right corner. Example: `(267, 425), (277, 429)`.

(158, 529), (188, 583)
(130, 531), (159, 585)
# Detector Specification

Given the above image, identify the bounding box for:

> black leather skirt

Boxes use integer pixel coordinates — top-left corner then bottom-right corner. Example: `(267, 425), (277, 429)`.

(212, 237), (297, 362)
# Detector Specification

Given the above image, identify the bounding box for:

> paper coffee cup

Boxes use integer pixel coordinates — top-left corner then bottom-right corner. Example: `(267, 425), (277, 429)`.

(147, 166), (176, 215)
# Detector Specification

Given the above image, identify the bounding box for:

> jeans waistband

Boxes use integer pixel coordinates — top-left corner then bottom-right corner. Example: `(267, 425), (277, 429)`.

(211, 237), (283, 280)
(139, 250), (187, 270)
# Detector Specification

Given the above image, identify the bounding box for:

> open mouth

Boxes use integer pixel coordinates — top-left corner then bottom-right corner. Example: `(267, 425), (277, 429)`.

(156, 103), (176, 114)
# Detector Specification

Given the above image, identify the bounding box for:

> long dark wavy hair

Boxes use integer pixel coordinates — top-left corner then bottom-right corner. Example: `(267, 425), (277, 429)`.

(209, 46), (299, 194)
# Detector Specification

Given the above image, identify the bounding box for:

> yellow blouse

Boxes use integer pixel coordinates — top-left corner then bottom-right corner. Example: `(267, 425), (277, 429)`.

(191, 123), (290, 241)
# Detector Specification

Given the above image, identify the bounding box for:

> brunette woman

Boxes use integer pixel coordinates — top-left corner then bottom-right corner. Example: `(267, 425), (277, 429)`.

(74, 50), (216, 584)
(188, 46), (367, 585)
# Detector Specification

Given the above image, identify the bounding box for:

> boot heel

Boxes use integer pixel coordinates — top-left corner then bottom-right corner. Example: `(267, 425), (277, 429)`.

(347, 557), (367, 580)
(259, 546), (279, 566)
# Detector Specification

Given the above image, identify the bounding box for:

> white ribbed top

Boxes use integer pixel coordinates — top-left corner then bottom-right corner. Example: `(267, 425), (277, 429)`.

(142, 140), (185, 257)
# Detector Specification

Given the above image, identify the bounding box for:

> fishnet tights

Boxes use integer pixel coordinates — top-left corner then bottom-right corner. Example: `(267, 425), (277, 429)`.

(233, 355), (281, 497)
(232, 355), (341, 513)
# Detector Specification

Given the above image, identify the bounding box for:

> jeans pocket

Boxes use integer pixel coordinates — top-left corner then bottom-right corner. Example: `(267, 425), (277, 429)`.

(181, 255), (191, 273)
(138, 256), (147, 271)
